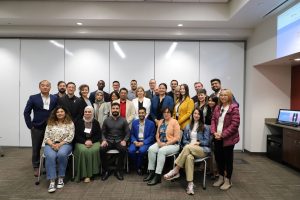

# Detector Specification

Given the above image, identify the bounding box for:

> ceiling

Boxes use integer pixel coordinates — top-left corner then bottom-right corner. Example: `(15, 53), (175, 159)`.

(0, 0), (295, 39)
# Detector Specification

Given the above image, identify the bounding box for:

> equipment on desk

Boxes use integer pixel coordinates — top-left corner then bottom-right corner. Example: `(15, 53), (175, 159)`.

(276, 109), (300, 127)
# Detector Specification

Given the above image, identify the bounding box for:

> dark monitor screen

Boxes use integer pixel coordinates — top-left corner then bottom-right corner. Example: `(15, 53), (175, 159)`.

(277, 109), (300, 126)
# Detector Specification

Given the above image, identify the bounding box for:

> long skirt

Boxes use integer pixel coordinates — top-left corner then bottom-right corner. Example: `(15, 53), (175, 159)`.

(74, 142), (101, 182)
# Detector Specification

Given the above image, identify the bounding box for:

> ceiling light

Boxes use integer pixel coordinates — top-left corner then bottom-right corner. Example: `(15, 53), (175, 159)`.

(165, 42), (178, 59)
(113, 42), (126, 59)
(76, 22), (83, 26)
(294, 58), (300, 61)
(177, 24), (183, 27)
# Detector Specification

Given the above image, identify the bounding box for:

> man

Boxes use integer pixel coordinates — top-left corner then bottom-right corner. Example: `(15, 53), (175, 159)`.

(210, 78), (239, 105)
(210, 78), (222, 97)
(114, 88), (136, 127)
(112, 80), (120, 93)
(192, 81), (204, 102)
(167, 80), (178, 101)
(55, 81), (66, 98)
(89, 80), (110, 104)
(23, 80), (57, 177)
(128, 107), (155, 175)
(101, 102), (130, 181)
(145, 79), (156, 99)
(57, 82), (79, 120)
(127, 80), (137, 101)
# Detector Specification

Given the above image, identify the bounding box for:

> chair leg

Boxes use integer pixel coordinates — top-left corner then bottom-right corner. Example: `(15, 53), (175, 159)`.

(203, 159), (207, 190)
(35, 155), (44, 185)
(71, 154), (75, 181)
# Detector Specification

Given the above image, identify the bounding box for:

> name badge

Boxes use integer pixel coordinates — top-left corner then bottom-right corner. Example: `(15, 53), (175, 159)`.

(84, 128), (91, 134)
(43, 104), (49, 110)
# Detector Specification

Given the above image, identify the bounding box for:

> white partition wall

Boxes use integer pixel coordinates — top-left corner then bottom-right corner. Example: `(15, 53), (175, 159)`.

(155, 41), (200, 97)
(65, 40), (110, 95)
(20, 39), (65, 146)
(200, 42), (245, 150)
(110, 41), (155, 91)
(0, 39), (20, 146)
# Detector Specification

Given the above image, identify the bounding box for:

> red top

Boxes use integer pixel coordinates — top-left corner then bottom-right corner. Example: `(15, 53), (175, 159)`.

(120, 100), (126, 118)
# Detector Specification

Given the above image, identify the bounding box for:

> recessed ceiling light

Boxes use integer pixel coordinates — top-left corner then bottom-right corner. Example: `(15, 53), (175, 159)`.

(177, 24), (183, 27)
(294, 58), (300, 61)
(76, 22), (83, 26)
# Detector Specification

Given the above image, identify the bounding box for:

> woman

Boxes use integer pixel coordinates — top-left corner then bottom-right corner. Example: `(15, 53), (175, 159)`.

(149, 83), (174, 125)
(74, 106), (101, 183)
(43, 106), (74, 193)
(94, 90), (109, 128)
(173, 84), (194, 130)
(144, 107), (180, 186)
(211, 89), (240, 190)
(132, 86), (151, 119)
(206, 95), (219, 126)
(174, 85), (181, 103)
(195, 89), (210, 125)
(75, 84), (92, 122)
(164, 108), (211, 195)
(107, 91), (120, 115)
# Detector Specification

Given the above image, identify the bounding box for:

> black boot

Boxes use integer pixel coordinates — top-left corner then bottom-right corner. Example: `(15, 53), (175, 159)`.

(147, 174), (161, 186)
(143, 170), (155, 182)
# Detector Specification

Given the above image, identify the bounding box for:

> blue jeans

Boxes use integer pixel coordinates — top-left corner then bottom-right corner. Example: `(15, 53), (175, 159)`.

(44, 144), (72, 180)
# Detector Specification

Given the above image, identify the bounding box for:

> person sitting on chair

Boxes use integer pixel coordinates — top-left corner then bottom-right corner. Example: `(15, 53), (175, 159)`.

(43, 106), (74, 193)
(100, 102), (130, 181)
(128, 107), (155, 175)
(164, 108), (211, 195)
(144, 107), (180, 186)
(74, 106), (102, 183)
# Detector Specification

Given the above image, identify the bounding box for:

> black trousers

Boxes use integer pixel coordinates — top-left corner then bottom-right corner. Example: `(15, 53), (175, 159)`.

(100, 141), (127, 172)
(31, 127), (45, 168)
(213, 139), (234, 179)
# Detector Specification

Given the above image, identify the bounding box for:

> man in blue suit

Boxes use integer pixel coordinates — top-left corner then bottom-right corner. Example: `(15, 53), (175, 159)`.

(24, 80), (57, 177)
(128, 107), (155, 175)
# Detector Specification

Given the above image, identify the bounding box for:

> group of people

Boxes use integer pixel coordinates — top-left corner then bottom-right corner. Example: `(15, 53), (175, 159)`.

(24, 78), (240, 195)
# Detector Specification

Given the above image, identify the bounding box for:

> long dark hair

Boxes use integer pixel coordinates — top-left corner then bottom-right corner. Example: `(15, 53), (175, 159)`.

(180, 84), (190, 101)
(190, 107), (204, 132)
(47, 106), (73, 126)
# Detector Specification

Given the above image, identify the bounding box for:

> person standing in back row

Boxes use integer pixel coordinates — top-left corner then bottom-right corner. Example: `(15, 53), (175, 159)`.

(89, 80), (110, 104)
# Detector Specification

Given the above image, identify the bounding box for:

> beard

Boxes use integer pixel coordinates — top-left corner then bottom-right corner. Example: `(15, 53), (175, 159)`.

(212, 87), (220, 93)
(139, 116), (145, 121)
(112, 111), (119, 117)
(59, 88), (66, 93)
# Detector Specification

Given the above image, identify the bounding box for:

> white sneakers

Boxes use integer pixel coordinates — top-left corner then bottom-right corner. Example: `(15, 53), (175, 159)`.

(186, 182), (195, 195)
(48, 181), (56, 193)
(57, 178), (64, 189)
(213, 175), (232, 190)
(48, 178), (64, 193)
(213, 175), (224, 187)
(220, 177), (232, 190)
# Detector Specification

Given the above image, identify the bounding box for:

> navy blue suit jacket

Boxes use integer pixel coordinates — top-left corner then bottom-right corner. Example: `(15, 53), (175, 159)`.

(130, 119), (155, 145)
(24, 93), (57, 130)
(149, 95), (174, 121)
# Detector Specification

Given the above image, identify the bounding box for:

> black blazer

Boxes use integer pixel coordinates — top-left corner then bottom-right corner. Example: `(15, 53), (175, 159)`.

(23, 93), (57, 130)
(57, 95), (79, 120)
(74, 119), (101, 144)
(75, 97), (93, 122)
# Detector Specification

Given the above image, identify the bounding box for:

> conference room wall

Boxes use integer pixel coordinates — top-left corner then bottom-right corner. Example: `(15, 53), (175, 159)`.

(0, 39), (245, 149)
(19, 39), (65, 146)
(0, 39), (20, 146)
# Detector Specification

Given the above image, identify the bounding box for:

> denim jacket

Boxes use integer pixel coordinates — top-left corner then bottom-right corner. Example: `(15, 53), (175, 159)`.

(182, 124), (211, 153)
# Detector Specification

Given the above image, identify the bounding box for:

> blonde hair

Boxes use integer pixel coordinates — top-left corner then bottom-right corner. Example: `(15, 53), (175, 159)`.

(136, 86), (145, 97)
(219, 89), (233, 105)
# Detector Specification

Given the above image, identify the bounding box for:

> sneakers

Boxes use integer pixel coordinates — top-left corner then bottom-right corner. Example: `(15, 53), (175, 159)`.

(84, 177), (91, 183)
(57, 178), (64, 189)
(186, 182), (194, 195)
(48, 181), (56, 193)
(163, 169), (180, 181)
(220, 177), (232, 190)
(213, 175), (224, 187)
